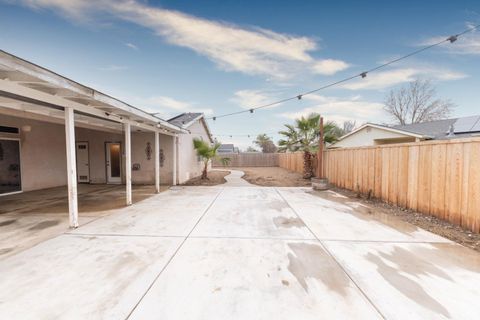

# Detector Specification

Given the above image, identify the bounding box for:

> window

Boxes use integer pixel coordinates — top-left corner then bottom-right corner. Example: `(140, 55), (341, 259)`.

(0, 126), (19, 134)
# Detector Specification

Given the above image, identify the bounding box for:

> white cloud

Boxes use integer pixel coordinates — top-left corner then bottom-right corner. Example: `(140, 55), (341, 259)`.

(279, 94), (385, 124)
(313, 59), (349, 75)
(231, 90), (278, 109)
(137, 95), (213, 119)
(421, 23), (480, 55)
(341, 67), (466, 90)
(125, 42), (138, 50)
(17, 0), (349, 78)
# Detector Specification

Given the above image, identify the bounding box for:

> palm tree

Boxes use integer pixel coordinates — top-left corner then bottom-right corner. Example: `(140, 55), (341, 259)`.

(278, 113), (342, 179)
(253, 134), (277, 153)
(193, 138), (221, 179)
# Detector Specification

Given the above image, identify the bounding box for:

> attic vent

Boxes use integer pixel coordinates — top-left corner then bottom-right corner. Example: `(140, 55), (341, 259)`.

(0, 126), (19, 134)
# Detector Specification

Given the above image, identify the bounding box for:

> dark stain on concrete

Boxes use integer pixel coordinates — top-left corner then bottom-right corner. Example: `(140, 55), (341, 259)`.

(268, 200), (289, 212)
(213, 287), (222, 293)
(287, 242), (349, 296)
(281, 280), (290, 286)
(28, 220), (60, 230)
(366, 248), (451, 318)
(378, 247), (453, 281)
(0, 219), (16, 227)
(310, 190), (420, 235)
(273, 216), (305, 229)
(0, 247), (13, 255)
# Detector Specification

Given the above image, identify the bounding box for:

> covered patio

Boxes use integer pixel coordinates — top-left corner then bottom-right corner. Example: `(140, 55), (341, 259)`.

(0, 50), (186, 228)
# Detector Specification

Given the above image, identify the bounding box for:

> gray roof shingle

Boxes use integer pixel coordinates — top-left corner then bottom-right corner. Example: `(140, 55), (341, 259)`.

(392, 115), (480, 140)
(168, 112), (203, 128)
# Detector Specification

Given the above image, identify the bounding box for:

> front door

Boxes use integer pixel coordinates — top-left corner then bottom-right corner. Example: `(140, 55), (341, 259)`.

(106, 142), (121, 184)
(76, 142), (90, 183)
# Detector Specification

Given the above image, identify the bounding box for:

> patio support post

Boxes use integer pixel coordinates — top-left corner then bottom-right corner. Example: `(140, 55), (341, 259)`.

(64, 107), (79, 228)
(125, 123), (132, 205)
(172, 135), (177, 186)
(154, 131), (160, 193)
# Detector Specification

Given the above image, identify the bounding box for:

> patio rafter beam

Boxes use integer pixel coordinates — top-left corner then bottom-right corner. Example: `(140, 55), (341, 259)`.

(0, 79), (180, 135)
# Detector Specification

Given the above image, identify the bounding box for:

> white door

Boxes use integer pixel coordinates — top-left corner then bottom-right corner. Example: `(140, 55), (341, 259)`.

(106, 142), (121, 184)
(76, 142), (90, 183)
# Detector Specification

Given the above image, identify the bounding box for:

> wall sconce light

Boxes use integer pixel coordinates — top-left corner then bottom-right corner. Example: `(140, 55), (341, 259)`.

(21, 125), (32, 132)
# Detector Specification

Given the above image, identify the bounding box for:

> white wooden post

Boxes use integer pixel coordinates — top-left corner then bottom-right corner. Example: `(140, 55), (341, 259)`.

(125, 123), (132, 205)
(65, 107), (79, 228)
(154, 131), (160, 193)
(172, 135), (177, 186)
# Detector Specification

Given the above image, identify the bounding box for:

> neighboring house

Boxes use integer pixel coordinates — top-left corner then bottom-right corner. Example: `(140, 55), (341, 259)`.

(0, 50), (212, 227)
(218, 143), (237, 153)
(168, 113), (213, 183)
(332, 115), (480, 148)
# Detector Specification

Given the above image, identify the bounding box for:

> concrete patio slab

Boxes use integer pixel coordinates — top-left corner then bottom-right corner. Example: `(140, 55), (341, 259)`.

(70, 187), (222, 237)
(191, 199), (315, 239)
(218, 186), (283, 201)
(128, 238), (382, 320)
(0, 234), (183, 320)
(278, 188), (450, 243)
(0, 214), (95, 259)
(1, 184), (479, 320)
(323, 241), (480, 320)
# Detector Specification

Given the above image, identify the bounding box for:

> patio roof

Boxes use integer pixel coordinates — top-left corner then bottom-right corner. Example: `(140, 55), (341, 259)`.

(0, 50), (187, 135)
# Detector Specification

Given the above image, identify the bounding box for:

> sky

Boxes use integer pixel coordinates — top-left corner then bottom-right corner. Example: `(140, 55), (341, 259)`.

(1, 0), (479, 149)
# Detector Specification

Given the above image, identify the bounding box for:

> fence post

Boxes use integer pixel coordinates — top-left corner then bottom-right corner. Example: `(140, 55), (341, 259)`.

(317, 116), (324, 178)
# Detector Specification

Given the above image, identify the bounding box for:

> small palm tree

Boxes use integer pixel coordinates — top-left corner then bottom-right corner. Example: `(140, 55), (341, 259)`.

(193, 138), (221, 179)
(278, 113), (342, 179)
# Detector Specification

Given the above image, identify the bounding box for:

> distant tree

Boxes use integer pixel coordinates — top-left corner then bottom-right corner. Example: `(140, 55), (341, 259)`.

(245, 146), (259, 152)
(342, 120), (356, 135)
(193, 138), (221, 179)
(253, 134), (277, 153)
(278, 113), (343, 179)
(384, 79), (454, 125)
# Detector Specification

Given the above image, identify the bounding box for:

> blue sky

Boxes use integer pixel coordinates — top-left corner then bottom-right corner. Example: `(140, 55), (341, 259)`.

(1, 0), (479, 149)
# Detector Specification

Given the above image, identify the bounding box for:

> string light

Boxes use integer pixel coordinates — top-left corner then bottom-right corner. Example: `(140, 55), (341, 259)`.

(205, 23), (480, 121)
(212, 131), (278, 137)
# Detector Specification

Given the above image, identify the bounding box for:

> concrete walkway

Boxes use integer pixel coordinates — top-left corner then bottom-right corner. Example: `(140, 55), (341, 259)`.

(0, 186), (479, 319)
(222, 169), (253, 186)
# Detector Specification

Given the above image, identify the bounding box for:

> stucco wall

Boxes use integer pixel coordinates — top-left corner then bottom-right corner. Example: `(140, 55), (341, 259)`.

(0, 114), (67, 191)
(0, 114), (177, 192)
(333, 126), (416, 148)
(177, 120), (211, 184)
(130, 132), (173, 185)
(75, 128), (123, 184)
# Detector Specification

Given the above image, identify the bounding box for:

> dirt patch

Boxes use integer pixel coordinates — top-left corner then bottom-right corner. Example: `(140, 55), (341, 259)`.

(330, 187), (480, 253)
(182, 170), (230, 186)
(233, 167), (311, 187)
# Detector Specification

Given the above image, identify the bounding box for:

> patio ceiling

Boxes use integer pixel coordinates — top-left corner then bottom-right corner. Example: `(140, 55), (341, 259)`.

(0, 50), (187, 135)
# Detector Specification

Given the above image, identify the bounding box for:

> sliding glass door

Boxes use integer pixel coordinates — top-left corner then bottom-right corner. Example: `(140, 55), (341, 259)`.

(0, 139), (21, 195)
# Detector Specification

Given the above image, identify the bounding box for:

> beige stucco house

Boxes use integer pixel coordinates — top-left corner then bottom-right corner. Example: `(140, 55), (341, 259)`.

(168, 112), (213, 183)
(0, 50), (212, 227)
(331, 117), (480, 148)
(331, 123), (426, 148)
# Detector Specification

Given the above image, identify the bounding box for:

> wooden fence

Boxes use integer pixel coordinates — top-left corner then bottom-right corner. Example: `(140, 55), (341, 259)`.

(212, 153), (278, 167)
(278, 152), (318, 175)
(322, 138), (480, 233)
